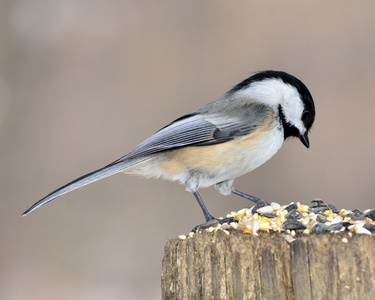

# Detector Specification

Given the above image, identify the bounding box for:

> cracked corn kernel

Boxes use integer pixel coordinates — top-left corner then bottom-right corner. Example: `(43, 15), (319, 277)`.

(259, 222), (272, 230)
(298, 205), (309, 213)
(236, 208), (247, 217)
(339, 209), (352, 216)
(253, 213), (259, 220)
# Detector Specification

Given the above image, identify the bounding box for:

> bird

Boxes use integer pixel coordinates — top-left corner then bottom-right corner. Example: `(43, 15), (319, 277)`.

(23, 70), (315, 230)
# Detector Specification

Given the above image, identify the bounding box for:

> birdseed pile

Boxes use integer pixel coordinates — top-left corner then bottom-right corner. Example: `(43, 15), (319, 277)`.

(179, 198), (375, 241)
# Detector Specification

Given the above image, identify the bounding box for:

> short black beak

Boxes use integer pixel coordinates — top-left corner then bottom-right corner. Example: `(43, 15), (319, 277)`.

(299, 132), (310, 148)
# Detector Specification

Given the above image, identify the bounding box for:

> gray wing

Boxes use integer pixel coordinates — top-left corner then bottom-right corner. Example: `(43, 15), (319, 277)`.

(116, 101), (272, 162)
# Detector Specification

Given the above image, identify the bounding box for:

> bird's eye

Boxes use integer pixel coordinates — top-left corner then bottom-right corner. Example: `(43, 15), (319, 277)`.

(302, 111), (311, 122)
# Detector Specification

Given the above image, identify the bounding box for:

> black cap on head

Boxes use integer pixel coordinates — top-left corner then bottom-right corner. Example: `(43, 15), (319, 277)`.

(229, 70), (315, 132)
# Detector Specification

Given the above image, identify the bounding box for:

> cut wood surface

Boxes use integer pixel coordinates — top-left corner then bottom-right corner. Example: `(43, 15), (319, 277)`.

(161, 230), (375, 300)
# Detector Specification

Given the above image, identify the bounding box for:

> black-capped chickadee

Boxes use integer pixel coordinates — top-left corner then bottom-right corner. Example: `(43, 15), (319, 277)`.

(23, 70), (315, 228)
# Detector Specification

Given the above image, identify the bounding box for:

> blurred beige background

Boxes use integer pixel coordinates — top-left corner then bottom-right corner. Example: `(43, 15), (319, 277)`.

(1, 1), (375, 299)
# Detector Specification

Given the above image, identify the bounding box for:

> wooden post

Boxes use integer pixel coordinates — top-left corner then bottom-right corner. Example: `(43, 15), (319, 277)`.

(161, 230), (375, 300)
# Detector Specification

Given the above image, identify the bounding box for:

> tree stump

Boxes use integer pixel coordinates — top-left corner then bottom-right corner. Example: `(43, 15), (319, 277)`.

(161, 230), (375, 300)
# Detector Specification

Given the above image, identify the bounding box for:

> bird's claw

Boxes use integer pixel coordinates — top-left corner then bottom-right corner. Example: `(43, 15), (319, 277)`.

(191, 216), (238, 233)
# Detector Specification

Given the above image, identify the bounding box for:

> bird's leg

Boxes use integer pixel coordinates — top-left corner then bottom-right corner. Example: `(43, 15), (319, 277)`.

(193, 190), (215, 222)
(191, 190), (237, 232)
(231, 189), (269, 205)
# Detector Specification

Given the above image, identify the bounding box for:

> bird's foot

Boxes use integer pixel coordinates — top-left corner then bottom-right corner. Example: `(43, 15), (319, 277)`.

(191, 217), (238, 233)
(232, 189), (270, 205)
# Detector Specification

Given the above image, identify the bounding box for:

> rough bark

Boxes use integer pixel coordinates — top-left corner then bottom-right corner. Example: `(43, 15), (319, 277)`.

(161, 230), (375, 300)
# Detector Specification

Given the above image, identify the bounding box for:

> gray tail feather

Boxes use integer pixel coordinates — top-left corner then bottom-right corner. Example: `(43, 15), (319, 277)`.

(22, 158), (135, 216)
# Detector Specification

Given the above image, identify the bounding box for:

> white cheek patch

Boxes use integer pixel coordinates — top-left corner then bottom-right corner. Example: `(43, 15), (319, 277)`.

(236, 78), (306, 134)
(281, 85), (306, 134)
